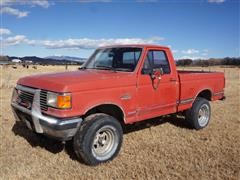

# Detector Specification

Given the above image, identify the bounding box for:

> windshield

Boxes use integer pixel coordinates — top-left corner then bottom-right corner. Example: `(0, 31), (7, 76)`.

(84, 47), (142, 72)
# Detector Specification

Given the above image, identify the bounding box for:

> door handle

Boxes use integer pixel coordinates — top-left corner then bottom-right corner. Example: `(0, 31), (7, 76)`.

(169, 78), (177, 82)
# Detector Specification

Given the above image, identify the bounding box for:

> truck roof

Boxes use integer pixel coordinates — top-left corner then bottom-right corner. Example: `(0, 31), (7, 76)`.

(98, 44), (170, 49)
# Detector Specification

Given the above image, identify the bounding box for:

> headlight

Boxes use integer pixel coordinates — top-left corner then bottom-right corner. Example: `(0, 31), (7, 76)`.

(47, 92), (71, 109)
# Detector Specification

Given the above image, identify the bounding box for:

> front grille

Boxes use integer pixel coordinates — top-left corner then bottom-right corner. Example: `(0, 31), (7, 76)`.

(18, 90), (34, 109)
(40, 90), (48, 111)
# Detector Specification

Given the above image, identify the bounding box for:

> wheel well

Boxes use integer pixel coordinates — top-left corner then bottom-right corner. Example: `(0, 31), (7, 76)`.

(84, 104), (125, 124)
(197, 90), (212, 101)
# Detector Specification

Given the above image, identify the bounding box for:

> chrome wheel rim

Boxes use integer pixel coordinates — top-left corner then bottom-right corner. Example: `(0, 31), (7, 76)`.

(92, 125), (118, 161)
(198, 104), (210, 127)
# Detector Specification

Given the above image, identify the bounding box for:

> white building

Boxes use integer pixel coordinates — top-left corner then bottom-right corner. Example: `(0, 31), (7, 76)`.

(25, 60), (33, 64)
(12, 59), (22, 63)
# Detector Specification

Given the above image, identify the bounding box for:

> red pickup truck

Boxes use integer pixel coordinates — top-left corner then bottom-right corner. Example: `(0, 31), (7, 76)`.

(11, 44), (225, 165)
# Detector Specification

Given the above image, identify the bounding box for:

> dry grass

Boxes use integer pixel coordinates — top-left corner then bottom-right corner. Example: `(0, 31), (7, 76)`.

(0, 65), (239, 180)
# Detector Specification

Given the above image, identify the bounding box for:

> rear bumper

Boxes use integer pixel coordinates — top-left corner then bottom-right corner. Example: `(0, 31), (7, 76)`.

(213, 91), (226, 101)
(11, 85), (82, 141)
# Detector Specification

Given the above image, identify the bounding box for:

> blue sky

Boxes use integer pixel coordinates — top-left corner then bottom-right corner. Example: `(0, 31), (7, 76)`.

(1, 0), (239, 59)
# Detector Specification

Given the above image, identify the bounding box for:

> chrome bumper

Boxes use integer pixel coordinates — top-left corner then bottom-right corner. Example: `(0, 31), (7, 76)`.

(11, 85), (82, 141)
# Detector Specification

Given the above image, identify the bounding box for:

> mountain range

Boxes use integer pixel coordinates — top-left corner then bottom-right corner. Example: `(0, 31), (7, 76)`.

(6, 56), (87, 65)
(45, 56), (87, 62)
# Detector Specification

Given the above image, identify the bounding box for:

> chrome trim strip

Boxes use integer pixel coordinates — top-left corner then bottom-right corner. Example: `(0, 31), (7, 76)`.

(178, 98), (194, 105)
(120, 94), (131, 100)
(128, 111), (137, 115)
(11, 103), (31, 115)
(16, 84), (36, 94)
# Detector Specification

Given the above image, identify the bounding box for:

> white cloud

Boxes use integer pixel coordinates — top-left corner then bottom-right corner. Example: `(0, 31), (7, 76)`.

(30, 0), (50, 8)
(181, 49), (199, 54)
(0, 0), (50, 18)
(0, 28), (11, 35)
(40, 37), (164, 49)
(1, 35), (164, 50)
(4, 35), (27, 46)
(0, 7), (28, 18)
(24, 39), (37, 46)
(172, 49), (178, 53)
(0, 0), (50, 8)
(208, 0), (225, 3)
(179, 56), (206, 60)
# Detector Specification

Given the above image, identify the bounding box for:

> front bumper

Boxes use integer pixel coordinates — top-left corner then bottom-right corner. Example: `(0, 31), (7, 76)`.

(11, 85), (82, 141)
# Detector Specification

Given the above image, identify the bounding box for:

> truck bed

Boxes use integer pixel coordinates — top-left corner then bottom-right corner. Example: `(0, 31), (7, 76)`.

(178, 70), (224, 80)
(177, 70), (225, 106)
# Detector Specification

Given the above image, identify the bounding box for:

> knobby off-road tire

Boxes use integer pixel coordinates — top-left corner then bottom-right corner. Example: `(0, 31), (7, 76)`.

(73, 113), (123, 165)
(186, 97), (211, 130)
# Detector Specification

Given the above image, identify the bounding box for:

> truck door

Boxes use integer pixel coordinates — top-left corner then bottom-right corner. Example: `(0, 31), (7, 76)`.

(137, 49), (178, 121)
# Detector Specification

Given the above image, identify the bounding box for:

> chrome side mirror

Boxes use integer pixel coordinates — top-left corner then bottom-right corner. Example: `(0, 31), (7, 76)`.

(151, 68), (163, 80)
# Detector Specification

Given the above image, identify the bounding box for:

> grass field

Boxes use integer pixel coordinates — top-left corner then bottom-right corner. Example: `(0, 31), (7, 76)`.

(0, 65), (239, 179)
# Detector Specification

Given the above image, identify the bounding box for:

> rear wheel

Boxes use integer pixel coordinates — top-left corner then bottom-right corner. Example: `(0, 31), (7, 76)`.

(186, 97), (211, 130)
(73, 113), (123, 165)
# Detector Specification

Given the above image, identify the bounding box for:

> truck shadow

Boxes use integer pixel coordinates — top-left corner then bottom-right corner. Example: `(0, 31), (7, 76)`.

(12, 114), (191, 163)
(12, 121), (84, 163)
(12, 121), (65, 154)
(123, 114), (191, 134)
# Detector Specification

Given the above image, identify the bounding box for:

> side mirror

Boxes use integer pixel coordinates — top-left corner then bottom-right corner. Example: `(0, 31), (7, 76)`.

(151, 68), (163, 80)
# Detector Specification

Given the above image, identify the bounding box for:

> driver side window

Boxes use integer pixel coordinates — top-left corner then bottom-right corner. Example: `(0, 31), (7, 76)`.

(142, 50), (171, 74)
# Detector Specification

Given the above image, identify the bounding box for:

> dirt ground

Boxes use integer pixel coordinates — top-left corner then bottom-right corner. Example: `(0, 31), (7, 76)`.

(0, 65), (239, 180)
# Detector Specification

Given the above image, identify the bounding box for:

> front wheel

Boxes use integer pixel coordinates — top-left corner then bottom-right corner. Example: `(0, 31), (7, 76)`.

(73, 113), (123, 165)
(186, 97), (211, 130)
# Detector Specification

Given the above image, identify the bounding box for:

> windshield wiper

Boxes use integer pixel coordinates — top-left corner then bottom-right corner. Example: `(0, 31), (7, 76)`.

(114, 68), (132, 72)
(95, 65), (116, 72)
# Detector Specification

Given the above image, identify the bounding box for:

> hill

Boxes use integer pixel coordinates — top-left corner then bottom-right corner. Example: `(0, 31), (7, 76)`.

(5, 56), (87, 65)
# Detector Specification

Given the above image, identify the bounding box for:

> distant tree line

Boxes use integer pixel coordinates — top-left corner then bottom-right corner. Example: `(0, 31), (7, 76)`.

(176, 57), (240, 66)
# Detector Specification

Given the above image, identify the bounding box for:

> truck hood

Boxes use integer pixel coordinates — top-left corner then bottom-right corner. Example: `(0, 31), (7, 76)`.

(18, 70), (135, 92)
